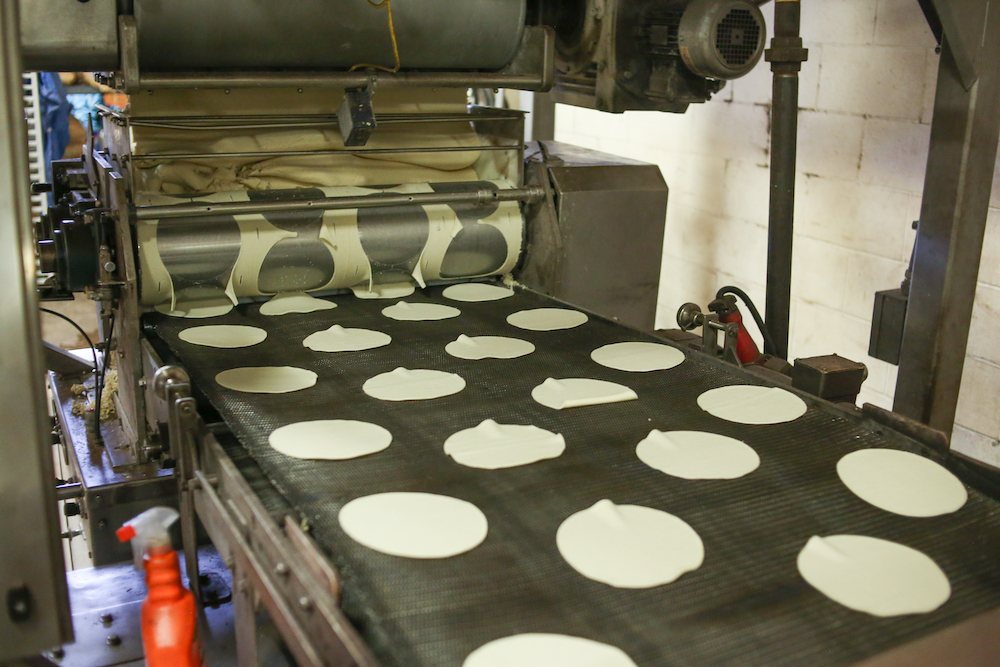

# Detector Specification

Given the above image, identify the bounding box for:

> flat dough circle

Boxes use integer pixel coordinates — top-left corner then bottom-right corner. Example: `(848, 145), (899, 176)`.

(442, 283), (514, 302)
(837, 449), (967, 517)
(444, 420), (565, 469)
(532, 378), (637, 410)
(797, 535), (950, 617)
(339, 492), (487, 558)
(637, 430), (760, 480)
(260, 292), (336, 316)
(382, 301), (461, 321)
(155, 298), (233, 319)
(507, 308), (588, 331)
(445, 334), (535, 360)
(363, 368), (466, 401)
(351, 282), (415, 300)
(179, 325), (267, 349)
(591, 341), (684, 372)
(268, 420), (391, 460)
(216, 366), (317, 394)
(557, 500), (704, 588)
(464, 634), (638, 667)
(697, 385), (807, 424)
(304, 325), (391, 353)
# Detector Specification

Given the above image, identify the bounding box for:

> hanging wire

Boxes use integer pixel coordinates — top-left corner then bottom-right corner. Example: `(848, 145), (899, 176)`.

(350, 0), (401, 73)
(40, 307), (103, 439)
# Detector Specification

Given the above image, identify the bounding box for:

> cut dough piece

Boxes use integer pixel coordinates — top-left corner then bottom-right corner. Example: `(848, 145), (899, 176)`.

(443, 283), (514, 302)
(507, 308), (588, 331)
(216, 366), (317, 394)
(557, 499), (704, 588)
(637, 430), (760, 480)
(260, 291), (336, 316)
(363, 367), (466, 401)
(304, 325), (391, 353)
(444, 420), (565, 469)
(268, 420), (391, 460)
(464, 634), (638, 667)
(445, 334), (534, 360)
(351, 282), (415, 300)
(797, 534), (950, 617)
(156, 297), (233, 319)
(697, 385), (807, 424)
(837, 449), (967, 517)
(592, 341), (684, 372)
(179, 325), (266, 349)
(382, 301), (461, 321)
(532, 378), (637, 410)
(339, 492), (487, 558)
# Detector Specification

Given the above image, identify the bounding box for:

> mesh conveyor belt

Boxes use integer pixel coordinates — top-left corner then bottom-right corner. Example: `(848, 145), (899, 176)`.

(148, 285), (1000, 667)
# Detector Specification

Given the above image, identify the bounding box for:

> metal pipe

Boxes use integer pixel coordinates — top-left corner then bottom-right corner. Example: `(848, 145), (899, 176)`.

(130, 144), (518, 163)
(136, 70), (548, 91)
(55, 483), (83, 501)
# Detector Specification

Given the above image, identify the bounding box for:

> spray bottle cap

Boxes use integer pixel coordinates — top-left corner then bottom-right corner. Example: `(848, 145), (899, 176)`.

(116, 506), (179, 570)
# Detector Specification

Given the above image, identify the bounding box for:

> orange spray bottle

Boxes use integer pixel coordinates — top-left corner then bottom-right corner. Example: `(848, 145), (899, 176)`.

(116, 507), (201, 667)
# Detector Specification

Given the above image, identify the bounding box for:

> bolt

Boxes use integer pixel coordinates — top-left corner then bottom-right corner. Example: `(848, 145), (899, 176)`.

(298, 596), (313, 611)
(103, 261), (116, 273)
(274, 562), (289, 577)
(50, 646), (65, 660)
(106, 634), (121, 647)
(100, 612), (113, 626)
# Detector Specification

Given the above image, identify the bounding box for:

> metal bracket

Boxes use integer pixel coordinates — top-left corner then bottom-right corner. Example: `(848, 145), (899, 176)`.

(677, 303), (742, 366)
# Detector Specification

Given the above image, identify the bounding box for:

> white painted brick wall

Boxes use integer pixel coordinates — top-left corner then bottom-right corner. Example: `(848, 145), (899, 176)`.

(554, 0), (1000, 466)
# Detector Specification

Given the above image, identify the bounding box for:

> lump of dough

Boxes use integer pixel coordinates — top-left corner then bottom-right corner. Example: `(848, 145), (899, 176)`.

(697, 385), (807, 424)
(442, 283), (514, 302)
(591, 341), (684, 372)
(836, 449), (967, 517)
(637, 430), (759, 480)
(464, 634), (638, 667)
(556, 499), (704, 588)
(179, 325), (267, 349)
(444, 420), (565, 469)
(382, 301), (461, 321)
(351, 282), (415, 299)
(363, 367), (466, 401)
(532, 378), (637, 410)
(304, 325), (391, 353)
(216, 366), (317, 393)
(445, 334), (534, 360)
(268, 420), (391, 460)
(260, 291), (336, 316)
(797, 534), (950, 617)
(507, 308), (588, 331)
(339, 492), (488, 558)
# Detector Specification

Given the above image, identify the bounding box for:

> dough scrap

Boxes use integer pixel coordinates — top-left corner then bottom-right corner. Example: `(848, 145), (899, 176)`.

(216, 366), (317, 394)
(445, 334), (535, 360)
(304, 325), (391, 353)
(260, 291), (336, 316)
(532, 378), (637, 410)
(797, 534), (950, 617)
(156, 297), (234, 319)
(382, 301), (461, 321)
(444, 420), (565, 469)
(557, 499), (704, 588)
(464, 634), (638, 667)
(269, 420), (391, 460)
(351, 282), (415, 300)
(339, 492), (488, 558)
(507, 308), (588, 331)
(442, 283), (514, 302)
(179, 325), (267, 349)
(363, 367), (466, 401)
(591, 341), (684, 372)
(837, 449), (967, 517)
(637, 430), (760, 480)
(697, 385), (807, 424)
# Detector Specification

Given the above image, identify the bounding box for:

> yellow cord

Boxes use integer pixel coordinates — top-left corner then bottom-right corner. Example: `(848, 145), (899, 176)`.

(350, 0), (401, 73)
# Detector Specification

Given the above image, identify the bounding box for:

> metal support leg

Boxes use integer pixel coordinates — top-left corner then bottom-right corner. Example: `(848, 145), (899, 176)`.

(532, 92), (556, 141)
(232, 564), (259, 667)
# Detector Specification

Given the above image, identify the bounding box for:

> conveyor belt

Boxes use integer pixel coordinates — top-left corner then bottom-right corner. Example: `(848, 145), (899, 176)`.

(148, 284), (1000, 667)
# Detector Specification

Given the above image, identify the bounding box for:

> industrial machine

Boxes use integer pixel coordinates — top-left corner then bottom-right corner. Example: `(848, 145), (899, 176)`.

(4, 0), (1000, 665)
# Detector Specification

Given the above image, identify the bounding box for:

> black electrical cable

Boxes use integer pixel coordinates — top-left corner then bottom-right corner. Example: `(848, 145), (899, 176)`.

(40, 308), (98, 371)
(40, 308), (103, 441)
(715, 286), (779, 355)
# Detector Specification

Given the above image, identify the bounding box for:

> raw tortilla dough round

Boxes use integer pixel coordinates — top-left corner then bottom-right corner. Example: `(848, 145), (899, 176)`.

(442, 283), (514, 302)
(363, 368), (466, 401)
(591, 341), (684, 372)
(557, 499), (704, 588)
(156, 297), (233, 319)
(507, 308), (588, 331)
(797, 534), (950, 617)
(303, 325), (391, 353)
(268, 420), (391, 460)
(260, 291), (336, 316)
(179, 325), (267, 349)
(351, 282), (415, 300)
(339, 492), (488, 558)
(216, 366), (317, 394)
(637, 430), (760, 480)
(445, 334), (534, 360)
(444, 420), (565, 469)
(382, 301), (461, 321)
(837, 449), (967, 517)
(697, 385), (807, 424)
(464, 634), (638, 667)
(532, 378), (637, 410)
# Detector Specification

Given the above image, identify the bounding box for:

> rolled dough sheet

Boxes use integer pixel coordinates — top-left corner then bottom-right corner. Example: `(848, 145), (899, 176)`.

(464, 634), (638, 667)
(382, 301), (461, 321)
(351, 282), (415, 300)
(445, 334), (535, 360)
(591, 341), (685, 372)
(444, 419), (565, 469)
(268, 420), (391, 460)
(260, 291), (336, 316)
(442, 283), (514, 302)
(507, 308), (588, 331)
(636, 430), (760, 480)
(339, 492), (488, 559)
(697, 385), (807, 424)
(532, 378), (637, 410)
(557, 499), (704, 588)
(363, 367), (466, 401)
(216, 366), (317, 394)
(178, 324), (266, 348)
(837, 449), (967, 517)
(155, 297), (234, 319)
(303, 325), (391, 353)
(797, 534), (951, 617)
